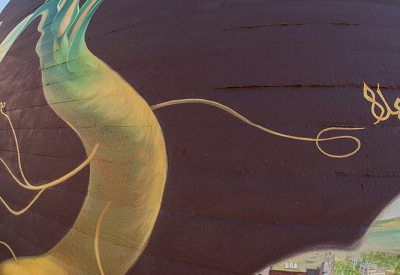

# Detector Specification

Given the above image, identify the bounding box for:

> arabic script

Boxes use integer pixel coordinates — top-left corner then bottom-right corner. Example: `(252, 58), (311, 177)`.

(363, 83), (400, 124)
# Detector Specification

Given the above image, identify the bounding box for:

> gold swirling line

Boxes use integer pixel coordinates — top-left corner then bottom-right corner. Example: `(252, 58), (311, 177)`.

(0, 241), (17, 262)
(95, 201), (112, 275)
(0, 102), (99, 216)
(151, 98), (364, 159)
(0, 97), (363, 271)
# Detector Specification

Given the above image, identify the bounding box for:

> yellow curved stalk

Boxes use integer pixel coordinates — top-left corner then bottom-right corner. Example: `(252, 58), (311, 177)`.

(0, 1), (167, 274)
(0, 0), (365, 274)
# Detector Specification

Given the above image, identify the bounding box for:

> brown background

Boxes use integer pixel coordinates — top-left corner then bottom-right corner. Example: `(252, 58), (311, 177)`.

(1, 0), (400, 274)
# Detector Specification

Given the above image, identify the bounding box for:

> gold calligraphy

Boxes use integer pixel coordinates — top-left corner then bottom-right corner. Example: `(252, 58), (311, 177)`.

(363, 82), (400, 124)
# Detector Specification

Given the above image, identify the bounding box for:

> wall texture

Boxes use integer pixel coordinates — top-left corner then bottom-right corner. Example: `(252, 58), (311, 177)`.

(1, 0), (400, 274)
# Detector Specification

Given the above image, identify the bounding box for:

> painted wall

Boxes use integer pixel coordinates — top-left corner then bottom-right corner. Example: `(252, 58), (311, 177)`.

(0, 0), (400, 274)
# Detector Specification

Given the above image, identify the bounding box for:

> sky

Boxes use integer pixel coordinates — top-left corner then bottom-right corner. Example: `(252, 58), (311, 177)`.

(377, 197), (400, 221)
(0, 0), (9, 13)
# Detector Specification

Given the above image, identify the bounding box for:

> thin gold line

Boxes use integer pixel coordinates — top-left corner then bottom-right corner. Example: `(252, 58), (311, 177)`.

(0, 102), (99, 216)
(0, 102), (100, 190)
(95, 201), (112, 275)
(0, 102), (30, 186)
(0, 241), (17, 262)
(152, 99), (316, 141)
(0, 189), (45, 216)
(151, 98), (364, 158)
(0, 143), (99, 191)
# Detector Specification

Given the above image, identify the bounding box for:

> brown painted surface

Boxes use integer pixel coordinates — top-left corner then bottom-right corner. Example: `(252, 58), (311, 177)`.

(1, 0), (400, 274)
(270, 270), (307, 275)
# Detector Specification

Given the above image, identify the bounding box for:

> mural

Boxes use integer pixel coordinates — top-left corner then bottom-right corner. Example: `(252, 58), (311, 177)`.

(256, 197), (400, 275)
(0, 0), (167, 273)
(252, 84), (400, 274)
(1, 0), (400, 274)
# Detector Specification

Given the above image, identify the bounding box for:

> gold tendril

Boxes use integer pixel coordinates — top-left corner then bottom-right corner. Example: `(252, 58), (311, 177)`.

(95, 201), (112, 275)
(0, 241), (17, 262)
(151, 98), (364, 159)
(0, 102), (99, 215)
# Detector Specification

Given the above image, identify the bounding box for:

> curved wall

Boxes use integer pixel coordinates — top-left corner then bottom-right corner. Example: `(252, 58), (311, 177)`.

(1, 0), (400, 274)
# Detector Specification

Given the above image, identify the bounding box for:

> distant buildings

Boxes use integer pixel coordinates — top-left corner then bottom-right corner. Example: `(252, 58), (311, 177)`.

(305, 253), (335, 275)
(359, 263), (385, 275)
(269, 252), (334, 275)
(318, 252), (335, 275)
(346, 257), (386, 275)
(284, 262), (299, 269)
(347, 258), (361, 268)
(269, 270), (306, 275)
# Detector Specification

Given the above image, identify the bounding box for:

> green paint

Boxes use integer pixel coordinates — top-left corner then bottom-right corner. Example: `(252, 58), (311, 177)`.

(0, 1), (168, 274)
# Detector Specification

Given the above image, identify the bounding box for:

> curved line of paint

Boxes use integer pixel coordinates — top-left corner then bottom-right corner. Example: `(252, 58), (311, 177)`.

(0, 189), (45, 216)
(0, 1), (167, 274)
(95, 201), (112, 275)
(0, 241), (17, 262)
(0, 103), (99, 192)
(152, 99), (364, 158)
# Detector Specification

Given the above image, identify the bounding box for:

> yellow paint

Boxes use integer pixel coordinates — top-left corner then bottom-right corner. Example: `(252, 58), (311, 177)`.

(0, 242), (17, 262)
(0, 255), (71, 274)
(59, 0), (79, 37)
(0, 0), (369, 274)
(0, 101), (98, 215)
(95, 201), (112, 275)
(0, 0), (168, 274)
(363, 82), (400, 124)
(69, 0), (96, 43)
(152, 99), (364, 158)
(0, 189), (45, 216)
